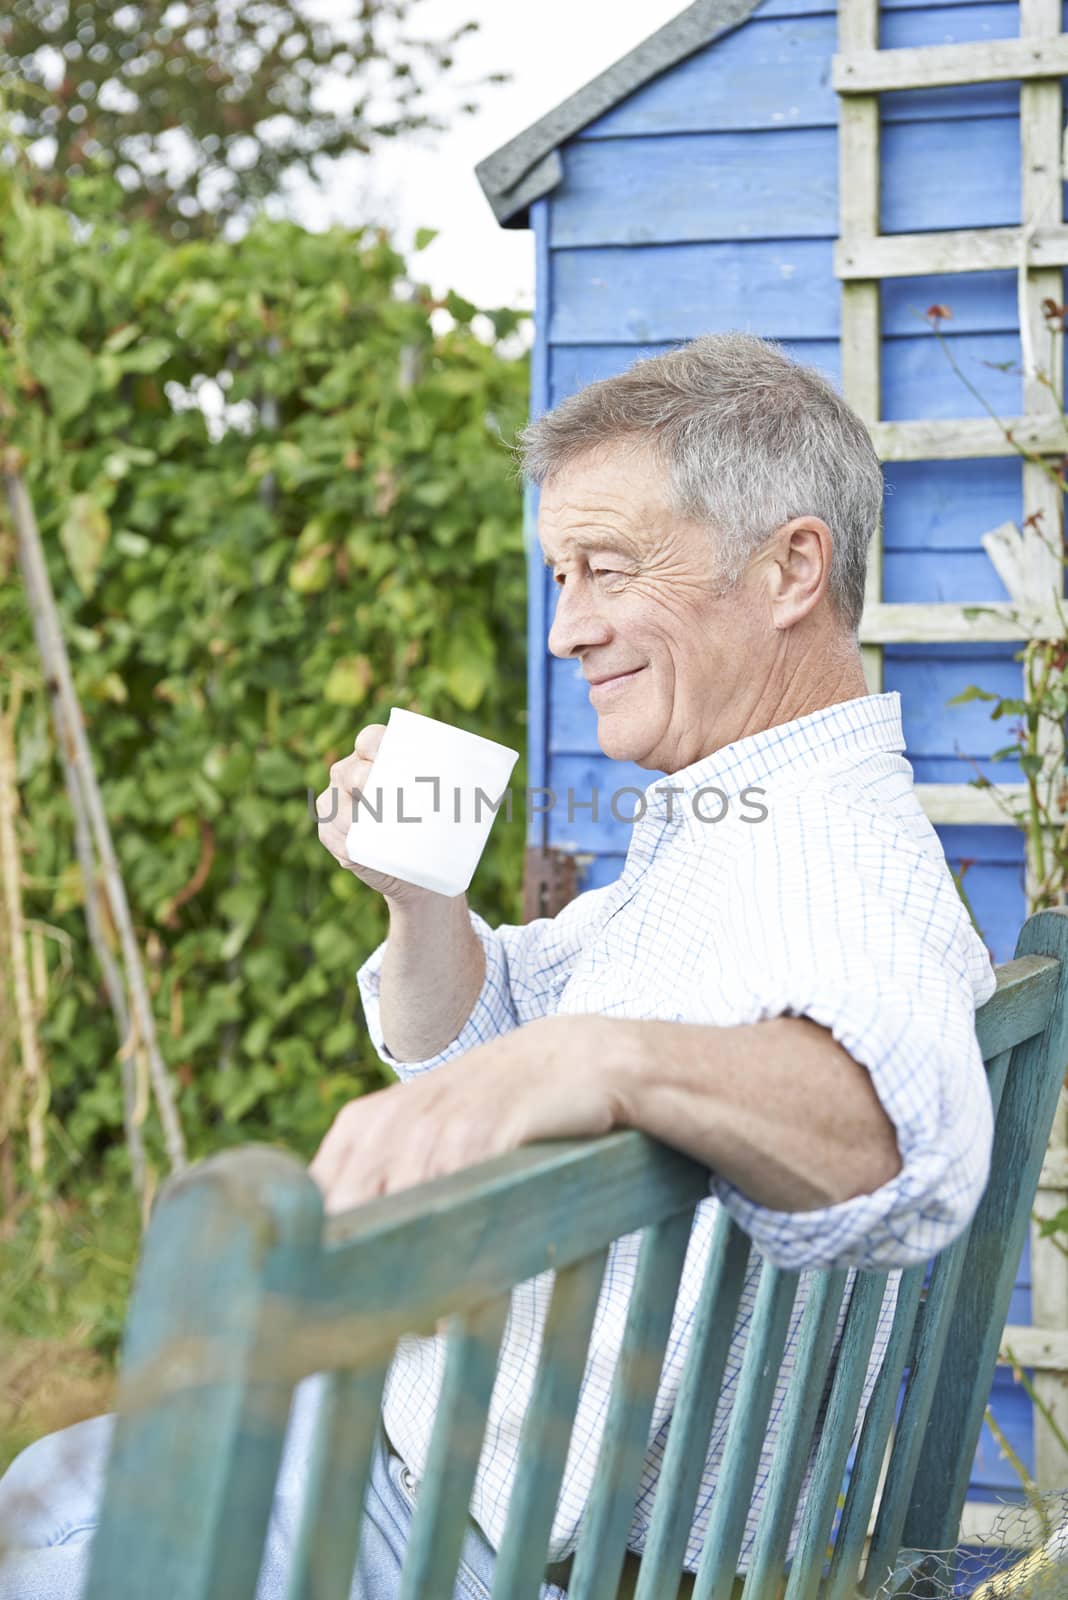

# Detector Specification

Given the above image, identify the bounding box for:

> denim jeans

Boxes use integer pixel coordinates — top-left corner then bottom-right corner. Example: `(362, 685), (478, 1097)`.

(0, 1375), (559, 1600)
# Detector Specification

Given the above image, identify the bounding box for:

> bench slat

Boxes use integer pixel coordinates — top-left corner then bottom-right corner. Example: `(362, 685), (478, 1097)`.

(822, 1046), (1013, 1597)
(566, 1208), (696, 1600)
(634, 1213), (752, 1600)
(781, 1272), (891, 1600)
(863, 1226), (976, 1590)
(397, 1298), (510, 1600)
(740, 1268), (851, 1600)
(691, 1266), (801, 1600)
(821, 1266), (926, 1600)
(902, 909), (1068, 1553)
(312, 1134), (709, 1370)
(864, 1046), (1015, 1588)
(84, 1148), (323, 1600)
(282, 1361), (390, 1600)
(490, 1249), (610, 1599)
(974, 955), (1058, 1061)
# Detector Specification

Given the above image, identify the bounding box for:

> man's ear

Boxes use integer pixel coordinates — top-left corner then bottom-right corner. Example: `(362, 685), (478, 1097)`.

(767, 517), (833, 627)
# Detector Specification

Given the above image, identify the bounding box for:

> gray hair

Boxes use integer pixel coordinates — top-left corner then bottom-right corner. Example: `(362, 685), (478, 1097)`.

(518, 332), (882, 634)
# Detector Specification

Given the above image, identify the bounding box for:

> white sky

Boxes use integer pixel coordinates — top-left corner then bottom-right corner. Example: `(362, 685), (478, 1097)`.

(289, 1), (691, 310)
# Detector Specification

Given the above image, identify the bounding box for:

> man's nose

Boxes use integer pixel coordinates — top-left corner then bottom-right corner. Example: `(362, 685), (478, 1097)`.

(547, 580), (613, 659)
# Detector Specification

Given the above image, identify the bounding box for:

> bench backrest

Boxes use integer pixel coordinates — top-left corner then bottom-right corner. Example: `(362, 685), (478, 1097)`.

(81, 906), (1068, 1600)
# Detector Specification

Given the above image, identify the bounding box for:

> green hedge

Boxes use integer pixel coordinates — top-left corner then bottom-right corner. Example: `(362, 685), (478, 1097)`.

(0, 179), (530, 1183)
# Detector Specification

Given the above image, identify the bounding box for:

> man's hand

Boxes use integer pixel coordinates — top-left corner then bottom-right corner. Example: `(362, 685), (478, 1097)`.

(315, 725), (439, 908)
(310, 1010), (901, 1220)
(309, 1016), (616, 1215)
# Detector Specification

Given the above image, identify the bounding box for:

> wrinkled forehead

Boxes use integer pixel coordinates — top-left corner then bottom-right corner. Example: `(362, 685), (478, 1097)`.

(535, 439), (673, 562)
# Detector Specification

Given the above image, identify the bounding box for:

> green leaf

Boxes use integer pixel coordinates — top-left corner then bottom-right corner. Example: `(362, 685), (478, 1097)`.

(114, 530), (151, 558)
(115, 338), (173, 375)
(103, 323), (143, 354)
(990, 698), (1028, 720)
(33, 337), (96, 424)
(255, 748), (305, 794)
(413, 480), (452, 508)
(946, 685), (999, 706)
(1039, 1207), (1068, 1238)
(443, 624), (493, 711)
(445, 289), (477, 324)
(324, 655), (373, 706)
(322, 1019), (358, 1057)
(288, 547), (333, 593)
(242, 1015), (274, 1059)
(414, 227), (438, 252)
(60, 494), (111, 594)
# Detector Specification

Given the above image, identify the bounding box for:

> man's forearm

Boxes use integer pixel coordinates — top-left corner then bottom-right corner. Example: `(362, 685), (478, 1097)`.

(378, 894), (487, 1062)
(562, 1013), (902, 1211)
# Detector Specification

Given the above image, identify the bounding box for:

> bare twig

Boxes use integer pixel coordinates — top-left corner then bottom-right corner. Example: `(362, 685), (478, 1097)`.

(3, 463), (186, 1175)
(68, 775), (147, 1197)
(0, 673), (53, 1262)
(982, 1401), (1053, 1536)
(1004, 1347), (1068, 1465)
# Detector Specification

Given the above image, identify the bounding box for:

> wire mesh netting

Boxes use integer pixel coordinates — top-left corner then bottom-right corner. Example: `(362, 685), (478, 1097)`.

(870, 1492), (1068, 1599)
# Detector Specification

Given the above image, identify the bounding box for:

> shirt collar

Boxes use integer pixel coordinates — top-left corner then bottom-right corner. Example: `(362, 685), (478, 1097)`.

(633, 692), (906, 842)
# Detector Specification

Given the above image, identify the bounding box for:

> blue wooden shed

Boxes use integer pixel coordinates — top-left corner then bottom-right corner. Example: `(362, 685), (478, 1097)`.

(477, 0), (1068, 1544)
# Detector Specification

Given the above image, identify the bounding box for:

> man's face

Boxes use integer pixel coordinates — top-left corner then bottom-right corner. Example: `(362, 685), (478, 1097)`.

(539, 442), (773, 774)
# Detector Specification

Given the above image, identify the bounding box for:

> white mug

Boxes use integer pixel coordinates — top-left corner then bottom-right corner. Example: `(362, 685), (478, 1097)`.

(344, 707), (520, 898)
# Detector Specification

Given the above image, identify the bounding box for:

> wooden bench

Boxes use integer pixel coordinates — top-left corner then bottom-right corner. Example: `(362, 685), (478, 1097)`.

(78, 906), (1068, 1600)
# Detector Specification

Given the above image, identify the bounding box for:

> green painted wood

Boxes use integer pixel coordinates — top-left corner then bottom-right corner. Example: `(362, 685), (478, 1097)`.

(491, 1250), (609, 1600)
(691, 1266), (801, 1600)
(862, 1044), (1015, 1595)
(303, 1133), (709, 1377)
(973, 953), (1058, 1060)
(397, 1298), (509, 1600)
(283, 1360), (390, 1600)
(740, 1269), (850, 1600)
(85, 1147), (324, 1600)
(817, 1036), (1014, 1598)
(901, 906), (1068, 1556)
(566, 1208), (697, 1600)
(633, 1214), (752, 1600)
(80, 917), (1068, 1600)
(861, 1229), (977, 1591)
(820, 1266), (927, 1600)
(781, 1273), (891, 1600)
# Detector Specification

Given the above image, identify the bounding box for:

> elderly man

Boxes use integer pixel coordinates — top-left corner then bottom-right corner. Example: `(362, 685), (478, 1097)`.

(309, 332), (996, 1592)
(0, 332), (995, 1600)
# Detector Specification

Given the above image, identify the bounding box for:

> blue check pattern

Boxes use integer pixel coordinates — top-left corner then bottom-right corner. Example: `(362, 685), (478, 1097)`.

(357, 691), (997, 1573)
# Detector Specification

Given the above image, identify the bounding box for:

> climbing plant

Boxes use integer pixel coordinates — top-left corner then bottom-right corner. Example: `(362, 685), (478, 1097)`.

(0, 166), (530, 1190)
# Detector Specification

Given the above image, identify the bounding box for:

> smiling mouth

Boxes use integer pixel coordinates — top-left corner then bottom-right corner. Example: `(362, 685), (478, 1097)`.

(588, 667), (645, 693)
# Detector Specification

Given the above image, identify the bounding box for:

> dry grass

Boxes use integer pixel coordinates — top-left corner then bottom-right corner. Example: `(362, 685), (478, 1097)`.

(0, 1330), (115, 1476)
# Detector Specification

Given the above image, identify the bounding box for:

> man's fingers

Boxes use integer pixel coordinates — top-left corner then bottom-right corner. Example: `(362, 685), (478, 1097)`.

(354, 724), (386, 761)
(314, 785), (342, 824)
(309, 1108), (354, 1196)
(328, 752), (368, 793)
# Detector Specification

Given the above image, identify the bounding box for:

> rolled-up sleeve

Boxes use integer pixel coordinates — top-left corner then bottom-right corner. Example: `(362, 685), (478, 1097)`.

(356, 911), (521, 1078)
(713, 793), (998, 1272)
(356, 882), (619, 1079)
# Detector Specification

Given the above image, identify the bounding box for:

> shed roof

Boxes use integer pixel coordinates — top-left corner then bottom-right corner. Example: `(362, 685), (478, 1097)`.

(475, 0), (763, 228)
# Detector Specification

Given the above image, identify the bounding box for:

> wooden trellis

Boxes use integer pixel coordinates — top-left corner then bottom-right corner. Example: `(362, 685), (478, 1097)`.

(835, 0), (1068, 1518)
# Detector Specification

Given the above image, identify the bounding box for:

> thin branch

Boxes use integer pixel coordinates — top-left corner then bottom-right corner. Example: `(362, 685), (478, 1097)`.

(67, 765), (147, 1197)
(982, 1401), (1053, 1537)
(3, 462), (186, 1174)
(0, 672), (53, 1262)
